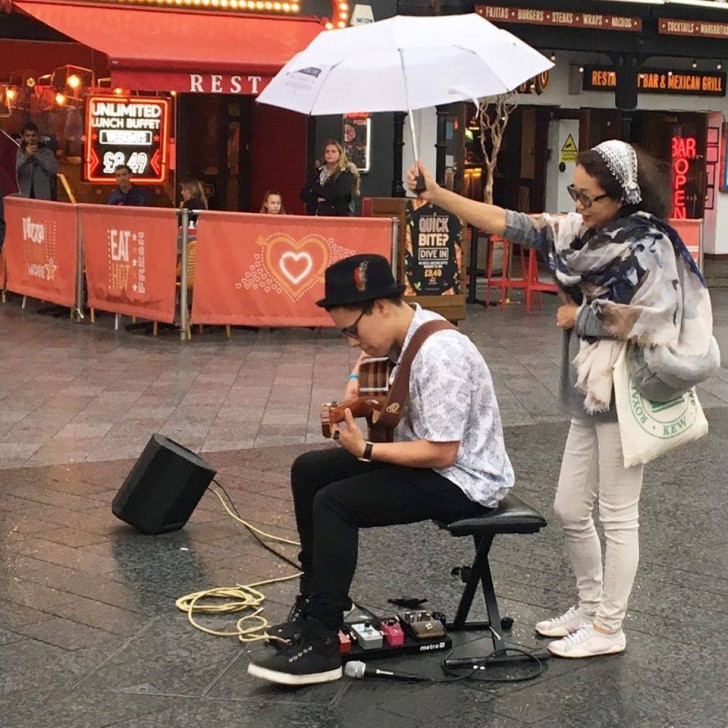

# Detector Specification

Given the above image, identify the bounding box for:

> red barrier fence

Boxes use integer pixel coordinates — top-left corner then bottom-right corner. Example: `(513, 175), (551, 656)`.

(1, 198), (398, 333)
(191, 212), (395, 327)
(669, 218), (703, 269)
(79, 205), (178, 323)
(3, 197), (78, 308)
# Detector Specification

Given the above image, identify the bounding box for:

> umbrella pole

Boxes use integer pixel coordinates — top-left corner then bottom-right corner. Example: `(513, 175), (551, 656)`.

(399, 49), (426, 194)
(409, 110), (427, 194)
(407, 103), (418, 160)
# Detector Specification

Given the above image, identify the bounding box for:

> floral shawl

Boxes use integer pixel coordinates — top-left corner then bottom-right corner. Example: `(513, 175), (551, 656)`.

(530, 211), (717, 412)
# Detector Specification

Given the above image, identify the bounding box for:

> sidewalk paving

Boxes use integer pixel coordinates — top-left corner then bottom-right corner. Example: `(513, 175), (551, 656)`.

(1, 291), (727, 727)
(3, 290), (728, 470)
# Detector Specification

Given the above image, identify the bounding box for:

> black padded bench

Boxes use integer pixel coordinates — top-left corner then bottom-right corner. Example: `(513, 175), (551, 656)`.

(438, 493), (549, 666)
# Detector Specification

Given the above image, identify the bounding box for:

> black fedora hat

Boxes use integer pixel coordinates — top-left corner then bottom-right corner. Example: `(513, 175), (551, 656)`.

(316, 254), (405, 308)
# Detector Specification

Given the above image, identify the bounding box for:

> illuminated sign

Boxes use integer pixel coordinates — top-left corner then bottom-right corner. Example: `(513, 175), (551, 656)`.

(343, 113), (371, 173)
(659, 18), (728, 39)
(70, 0), (304, 15)
(83, 96), (171, 184)
(517, 70), (550, 95)
(672, 136), (698, 220)
(476, 5), (641, 31)
(583, 66), (726, 97)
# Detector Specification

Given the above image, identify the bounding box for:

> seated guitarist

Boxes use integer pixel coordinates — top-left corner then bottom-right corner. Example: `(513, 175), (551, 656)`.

(247, 253), (514, 686)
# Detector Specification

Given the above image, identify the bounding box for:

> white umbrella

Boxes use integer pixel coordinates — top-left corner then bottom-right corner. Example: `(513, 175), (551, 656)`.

(257, 13), (553, 164)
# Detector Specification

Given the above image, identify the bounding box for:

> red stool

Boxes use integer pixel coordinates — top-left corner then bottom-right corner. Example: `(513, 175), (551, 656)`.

(525, 249), (559, 313)
(485, 236), (528, 306)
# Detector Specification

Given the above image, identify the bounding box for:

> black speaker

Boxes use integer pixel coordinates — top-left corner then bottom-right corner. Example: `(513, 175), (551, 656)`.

(112, 434), (217, 535)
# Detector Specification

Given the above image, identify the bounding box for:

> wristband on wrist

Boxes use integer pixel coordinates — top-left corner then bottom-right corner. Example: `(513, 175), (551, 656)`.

(348, 373), (360, 381)
(358, 441), (374, 463)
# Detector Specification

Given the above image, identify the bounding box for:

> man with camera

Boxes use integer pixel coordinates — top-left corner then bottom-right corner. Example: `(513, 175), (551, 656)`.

(16, 123), (58, 201)
(247, 253), (514, 686)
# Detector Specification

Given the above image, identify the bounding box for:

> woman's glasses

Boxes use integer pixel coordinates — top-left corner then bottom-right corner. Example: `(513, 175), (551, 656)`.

(566, 184), (609, 209)
(340, 309), (367, 339)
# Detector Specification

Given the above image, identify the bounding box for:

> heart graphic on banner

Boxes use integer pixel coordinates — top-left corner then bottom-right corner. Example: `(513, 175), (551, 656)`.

(280, 251), (313, 286)
(259, 233), (330, 299)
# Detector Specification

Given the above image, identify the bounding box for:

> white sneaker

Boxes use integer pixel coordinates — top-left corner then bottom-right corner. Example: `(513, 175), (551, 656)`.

(547, 625), (626, 658)
(535, 606), (591, 638)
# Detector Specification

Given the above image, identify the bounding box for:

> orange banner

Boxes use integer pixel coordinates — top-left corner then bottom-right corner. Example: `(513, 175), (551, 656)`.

(3, 197), (78, 307)
(80, 204), (178, 323)
(191, 213), (394, 326)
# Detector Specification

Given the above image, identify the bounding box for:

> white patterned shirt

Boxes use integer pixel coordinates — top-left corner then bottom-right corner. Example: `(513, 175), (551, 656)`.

(392, 305), (514, 507)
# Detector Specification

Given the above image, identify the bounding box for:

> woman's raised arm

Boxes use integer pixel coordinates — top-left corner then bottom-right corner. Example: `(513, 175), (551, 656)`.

(406, 161), (507, 236)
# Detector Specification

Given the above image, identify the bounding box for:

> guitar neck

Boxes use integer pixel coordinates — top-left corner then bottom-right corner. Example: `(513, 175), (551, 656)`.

(327, 396), (385, 424)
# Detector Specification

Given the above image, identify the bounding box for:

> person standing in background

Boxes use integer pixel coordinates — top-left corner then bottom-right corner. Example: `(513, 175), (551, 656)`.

(179, 178), (207, 225)
(16, 122), (58, 200)
(179, 178), (208, 213)
(300, 140), (359, 217)
(259, 190), (286, 214)
(108, 165), (148, 207)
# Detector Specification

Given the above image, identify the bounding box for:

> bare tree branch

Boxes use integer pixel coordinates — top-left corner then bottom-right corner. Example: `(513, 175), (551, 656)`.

(478, 92), (518, 204)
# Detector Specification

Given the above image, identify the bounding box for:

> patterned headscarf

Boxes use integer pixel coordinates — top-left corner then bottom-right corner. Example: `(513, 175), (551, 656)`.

(593, 140), (642, 205)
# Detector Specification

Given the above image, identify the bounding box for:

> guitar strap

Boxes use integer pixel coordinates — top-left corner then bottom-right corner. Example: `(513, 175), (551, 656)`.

(373, 319), (458, 434)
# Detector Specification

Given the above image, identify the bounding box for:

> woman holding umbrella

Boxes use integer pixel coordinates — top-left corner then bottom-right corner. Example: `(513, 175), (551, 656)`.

(407, 142), (716, 659)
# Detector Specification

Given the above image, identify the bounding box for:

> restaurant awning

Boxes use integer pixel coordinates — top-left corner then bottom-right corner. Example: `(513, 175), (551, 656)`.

(14, 1), (323, 93)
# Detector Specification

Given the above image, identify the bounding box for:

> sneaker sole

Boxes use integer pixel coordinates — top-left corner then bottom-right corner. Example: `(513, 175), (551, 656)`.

(547, 642), (626, 659)
(247, 663), (343, 686)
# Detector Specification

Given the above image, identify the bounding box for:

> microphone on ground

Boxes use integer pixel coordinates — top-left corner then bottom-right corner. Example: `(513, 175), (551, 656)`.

(344, 660), (429, 682)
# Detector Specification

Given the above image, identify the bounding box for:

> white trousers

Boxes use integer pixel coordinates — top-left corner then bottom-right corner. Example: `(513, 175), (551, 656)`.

(553, 418), (644, 633)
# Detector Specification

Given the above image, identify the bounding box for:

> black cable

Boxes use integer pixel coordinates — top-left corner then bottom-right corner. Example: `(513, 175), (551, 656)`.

(211, 479), (302, 571)
(439, 643), (544, 683)
(210, 480), (544, 683)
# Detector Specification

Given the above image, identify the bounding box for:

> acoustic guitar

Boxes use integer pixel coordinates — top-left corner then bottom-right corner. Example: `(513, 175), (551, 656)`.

(321, 356), (395, 443)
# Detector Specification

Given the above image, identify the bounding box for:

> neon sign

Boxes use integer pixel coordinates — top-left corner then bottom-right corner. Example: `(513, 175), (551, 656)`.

(671, 136), (698, 219)
(83, 96), (171, 184)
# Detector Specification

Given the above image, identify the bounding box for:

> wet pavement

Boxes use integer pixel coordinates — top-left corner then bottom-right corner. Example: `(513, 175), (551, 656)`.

(1, 290), (727, 727)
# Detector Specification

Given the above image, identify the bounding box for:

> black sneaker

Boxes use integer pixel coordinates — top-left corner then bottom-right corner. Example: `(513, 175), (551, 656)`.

(267, 596), (355, 643)
(267, 595), (309, 643)
(248, 620), (342, 686)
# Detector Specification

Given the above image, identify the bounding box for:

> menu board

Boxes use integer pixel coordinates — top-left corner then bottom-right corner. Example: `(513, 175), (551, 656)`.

(83, 96), (171, 184)
(343, 114), (371, 173)
(404, 200), (463, 297)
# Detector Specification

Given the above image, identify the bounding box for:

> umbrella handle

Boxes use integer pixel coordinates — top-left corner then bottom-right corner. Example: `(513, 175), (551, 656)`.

(413, 173), (427, 194)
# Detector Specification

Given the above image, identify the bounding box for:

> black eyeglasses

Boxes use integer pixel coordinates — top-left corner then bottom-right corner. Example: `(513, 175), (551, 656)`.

(566, 184), (609, 209)
(340, 309), (367, 339)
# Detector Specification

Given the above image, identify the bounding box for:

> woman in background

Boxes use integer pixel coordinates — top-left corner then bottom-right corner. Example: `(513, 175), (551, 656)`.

(179, 178), (207, 218)
(300, 140), (360, 217)
(260, 191), (286, 214)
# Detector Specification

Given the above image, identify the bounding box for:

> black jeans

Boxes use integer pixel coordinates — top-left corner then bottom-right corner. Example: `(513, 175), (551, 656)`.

(291, 448), (490, 630)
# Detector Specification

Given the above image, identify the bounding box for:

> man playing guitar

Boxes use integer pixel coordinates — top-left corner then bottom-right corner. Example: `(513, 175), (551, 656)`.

(248, 253), (514, 686)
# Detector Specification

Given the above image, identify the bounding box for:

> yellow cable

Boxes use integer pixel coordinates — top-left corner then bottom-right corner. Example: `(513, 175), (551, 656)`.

(176, 486), (302, 642)
(209, 486), (300, 547)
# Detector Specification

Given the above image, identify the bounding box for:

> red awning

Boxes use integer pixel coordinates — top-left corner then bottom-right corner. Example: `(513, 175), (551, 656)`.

(14, 1), (323, 93)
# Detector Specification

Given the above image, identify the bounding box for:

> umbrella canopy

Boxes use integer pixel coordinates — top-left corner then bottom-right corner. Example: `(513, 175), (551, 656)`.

(257, 13), (553, 116)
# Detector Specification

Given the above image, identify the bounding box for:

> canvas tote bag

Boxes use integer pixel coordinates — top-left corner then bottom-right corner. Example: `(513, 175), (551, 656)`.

(613, 345), (709, 467)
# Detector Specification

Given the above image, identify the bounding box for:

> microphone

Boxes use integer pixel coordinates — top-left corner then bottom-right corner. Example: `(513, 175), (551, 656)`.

(344, 660), (429, 682)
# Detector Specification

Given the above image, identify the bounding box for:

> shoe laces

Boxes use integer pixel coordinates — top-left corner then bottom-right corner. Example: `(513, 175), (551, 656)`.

(560, 625), (594, 647)
(550, 606), (580, 625)
(287, 596), (308, 622)
(272, 632), (307, 655)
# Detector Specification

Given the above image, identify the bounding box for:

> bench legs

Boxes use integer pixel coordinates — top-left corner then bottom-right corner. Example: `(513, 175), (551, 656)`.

(446, 533), (550, 667)
(448, 534), (508, 652)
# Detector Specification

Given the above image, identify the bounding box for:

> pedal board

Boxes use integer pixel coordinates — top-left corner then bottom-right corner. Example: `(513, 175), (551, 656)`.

(341, 611), (451, 663)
